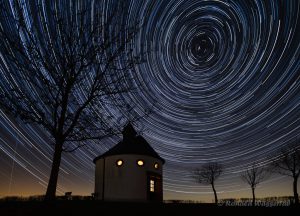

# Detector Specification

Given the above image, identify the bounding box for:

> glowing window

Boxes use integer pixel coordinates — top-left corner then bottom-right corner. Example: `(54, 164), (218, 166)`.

(116, 160), (123, 166)
(150, 179), (155, 192)
(154, 163), (159, 169)
(137, 160), (144, 166)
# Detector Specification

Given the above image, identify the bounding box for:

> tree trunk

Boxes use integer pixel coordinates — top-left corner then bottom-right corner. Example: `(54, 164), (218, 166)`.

(251, 187), (256, 206)
(45, 140), (63, 201)
(293, 177), (299, 205)
(212, 183), (218, 204)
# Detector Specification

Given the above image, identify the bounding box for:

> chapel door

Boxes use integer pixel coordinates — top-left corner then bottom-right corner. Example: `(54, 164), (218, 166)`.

(147, 172), (162, 201)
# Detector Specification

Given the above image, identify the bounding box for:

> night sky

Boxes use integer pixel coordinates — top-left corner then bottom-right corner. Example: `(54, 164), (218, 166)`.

(0, 0), (300, 202)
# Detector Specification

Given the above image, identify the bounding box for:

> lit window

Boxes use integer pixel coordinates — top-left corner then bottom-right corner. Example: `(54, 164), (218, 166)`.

(137, 160), (144, 166)
(116, 160), (123, 166)
(154, 163), (159, 169)
(150, 179), (155, 192)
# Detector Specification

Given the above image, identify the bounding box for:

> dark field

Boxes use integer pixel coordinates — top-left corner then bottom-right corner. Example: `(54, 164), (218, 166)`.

(0, 201), (299, 216)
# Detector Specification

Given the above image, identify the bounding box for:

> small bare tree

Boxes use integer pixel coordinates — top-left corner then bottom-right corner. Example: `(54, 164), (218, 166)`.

(193, 162), (223, 204)
(0, 1), (146, 200)
(270, 143), (300, 205)
(241, 163), (267, 206)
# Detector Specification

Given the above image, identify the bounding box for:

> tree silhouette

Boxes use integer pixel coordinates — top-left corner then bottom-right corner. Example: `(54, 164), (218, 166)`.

(241, 163), (267, 206)
(193, 162), (223, 204)
(270, 143), (300, 205)
(0, 1), (145, 201)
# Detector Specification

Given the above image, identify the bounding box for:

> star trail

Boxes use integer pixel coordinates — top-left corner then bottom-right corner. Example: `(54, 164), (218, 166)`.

(0, 0), (300, 201)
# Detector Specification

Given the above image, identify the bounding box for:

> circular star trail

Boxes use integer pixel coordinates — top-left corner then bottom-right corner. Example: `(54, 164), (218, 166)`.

(0, 0), (300, 200)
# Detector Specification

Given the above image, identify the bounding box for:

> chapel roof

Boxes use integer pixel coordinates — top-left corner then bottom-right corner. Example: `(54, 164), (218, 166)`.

(93, 123), (165, 164)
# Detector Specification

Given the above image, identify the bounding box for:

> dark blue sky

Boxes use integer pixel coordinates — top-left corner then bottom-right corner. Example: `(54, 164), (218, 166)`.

(0, 0), (299, 201)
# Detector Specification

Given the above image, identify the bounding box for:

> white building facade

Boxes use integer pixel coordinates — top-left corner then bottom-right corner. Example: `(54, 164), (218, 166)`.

(93, 124), (165, 202)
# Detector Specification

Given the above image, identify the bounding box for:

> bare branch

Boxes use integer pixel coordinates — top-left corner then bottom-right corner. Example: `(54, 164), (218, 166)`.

(241, 163), (268, 189)
(0, 1), (150, 200)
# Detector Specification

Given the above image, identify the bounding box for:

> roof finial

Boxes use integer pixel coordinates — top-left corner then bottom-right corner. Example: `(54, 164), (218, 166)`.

(122, 122), (137, 139)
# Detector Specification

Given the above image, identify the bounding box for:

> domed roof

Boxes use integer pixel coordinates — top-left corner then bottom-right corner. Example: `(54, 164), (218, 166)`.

(93, 123), (165, 164)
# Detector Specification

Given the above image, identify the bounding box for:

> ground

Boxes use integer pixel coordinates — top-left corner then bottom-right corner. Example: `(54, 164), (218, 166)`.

(0, 201), (299, 216)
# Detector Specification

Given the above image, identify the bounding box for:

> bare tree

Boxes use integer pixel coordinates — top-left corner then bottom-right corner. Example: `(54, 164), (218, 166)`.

(193, 162), (223, 204)
(270, 143), (300, 205)
(241, 163), (267, 206)
(0, 1), (146, 200)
